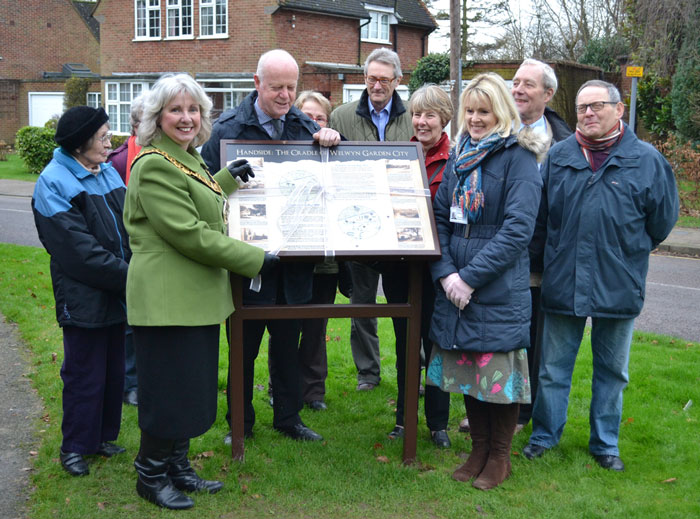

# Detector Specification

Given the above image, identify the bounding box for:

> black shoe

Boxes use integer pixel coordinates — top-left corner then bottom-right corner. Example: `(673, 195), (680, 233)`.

(306, 400), (327, 411)
(593, 454), (625, 471)
(430, 429), (451, 448)
(169, 439), (223, 494)
(522, 443), (548, 460)
(60, 449), (89, 476)
(387, 425), (404, 439)
(123, 390), (138, 406)
(96, 441), (126, 457)
(275, 423), (323, 441)
(223, 430), (253, 446)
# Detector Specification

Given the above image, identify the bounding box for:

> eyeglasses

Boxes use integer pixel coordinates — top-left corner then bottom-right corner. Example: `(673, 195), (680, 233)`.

(366, 76), (396, 86)
(307, 115), (328, 124)
(98, 132), (113, 144)
(575, 101), (617, 114)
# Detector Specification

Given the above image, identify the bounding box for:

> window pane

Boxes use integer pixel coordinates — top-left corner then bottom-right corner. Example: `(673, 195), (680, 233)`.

(380, 14), (389, 40)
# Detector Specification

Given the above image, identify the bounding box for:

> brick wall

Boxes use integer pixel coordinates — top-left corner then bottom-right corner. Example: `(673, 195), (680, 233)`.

(97, 1), (428, 80)
(0, 0), (99, 80)
(97, 0), (282, 76)
(0, 81), (21, 144)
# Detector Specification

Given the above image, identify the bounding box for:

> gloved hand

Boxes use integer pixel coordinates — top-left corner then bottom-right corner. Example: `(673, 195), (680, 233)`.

(227, 159), (255, 183)
(440, 272), (474, 310)
(258, 252), (280, 278)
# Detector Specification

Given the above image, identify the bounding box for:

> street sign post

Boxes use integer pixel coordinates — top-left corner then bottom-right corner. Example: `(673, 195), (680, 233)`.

(626, 66), (644, 133)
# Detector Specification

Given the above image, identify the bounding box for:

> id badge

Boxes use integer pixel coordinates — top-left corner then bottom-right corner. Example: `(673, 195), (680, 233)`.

(450, 203), (469, 224)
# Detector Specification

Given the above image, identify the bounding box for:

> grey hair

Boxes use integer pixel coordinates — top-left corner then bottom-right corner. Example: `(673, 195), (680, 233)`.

(364, 48), (403, 78)
(137, 73), (213, 148)
(576, 79), (621, 103)
(130, 94), (145, 134)
(519, 59), (558, 95)
(256, 49), (298, 82)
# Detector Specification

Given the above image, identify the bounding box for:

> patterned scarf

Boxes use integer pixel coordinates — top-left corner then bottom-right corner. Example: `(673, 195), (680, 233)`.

(575, 120), (624, 169)
(452, 132), (505, 222)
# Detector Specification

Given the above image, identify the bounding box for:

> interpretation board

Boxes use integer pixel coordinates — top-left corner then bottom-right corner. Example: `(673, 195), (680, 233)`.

(221, 140), (440, 260)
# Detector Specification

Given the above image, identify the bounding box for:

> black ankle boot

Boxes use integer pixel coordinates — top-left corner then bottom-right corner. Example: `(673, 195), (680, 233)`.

(169, 439), (223, 494)
(134, 432), (194, 510)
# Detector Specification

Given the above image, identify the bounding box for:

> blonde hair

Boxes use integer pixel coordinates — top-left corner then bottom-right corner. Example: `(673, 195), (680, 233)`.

(294, 91), (332, 119)
(137, 73), (213, 148)
(457, 73), (520, 140)
(409, 84), (453, 128)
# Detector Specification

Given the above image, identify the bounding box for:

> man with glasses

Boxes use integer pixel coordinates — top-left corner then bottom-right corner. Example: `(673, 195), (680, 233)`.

(329, 48), (414, 439)
(522, 80), (678, 471)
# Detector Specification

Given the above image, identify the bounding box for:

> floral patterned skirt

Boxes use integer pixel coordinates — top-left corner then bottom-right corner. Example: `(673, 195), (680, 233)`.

(426, 346), (531, 404)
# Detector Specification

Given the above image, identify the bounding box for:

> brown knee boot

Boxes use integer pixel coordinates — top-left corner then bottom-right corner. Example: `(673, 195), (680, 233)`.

(452, 396), (490, 482)
(472, 403), (519, 490)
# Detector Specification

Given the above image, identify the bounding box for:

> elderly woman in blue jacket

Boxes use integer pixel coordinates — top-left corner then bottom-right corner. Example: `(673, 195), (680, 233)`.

(427, 73), (546, 490)
(32, 106), (130, 477)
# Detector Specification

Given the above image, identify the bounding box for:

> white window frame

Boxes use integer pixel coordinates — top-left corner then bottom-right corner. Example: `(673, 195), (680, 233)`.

(198, 78), (254, 115)
(199, 0), (228, 39)
(135, 0), (161, 40)
(360, 5), (395, 44)
(105, 82), (151, 134)
(86, 92), (102, 109)
(166, 0), (193, 39)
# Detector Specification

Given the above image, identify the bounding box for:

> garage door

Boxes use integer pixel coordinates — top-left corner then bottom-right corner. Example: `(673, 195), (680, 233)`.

(28, 92), (65, 127)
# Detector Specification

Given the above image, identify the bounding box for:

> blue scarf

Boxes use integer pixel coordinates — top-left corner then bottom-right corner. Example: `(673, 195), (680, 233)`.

(452, 132), (505, 222)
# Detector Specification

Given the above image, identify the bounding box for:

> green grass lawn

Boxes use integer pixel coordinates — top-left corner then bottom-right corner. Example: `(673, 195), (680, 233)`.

(1, 243), (699, 518)
(0, 153), (39, 182)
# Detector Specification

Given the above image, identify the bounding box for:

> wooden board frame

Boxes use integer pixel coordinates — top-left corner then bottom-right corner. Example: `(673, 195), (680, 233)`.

(222, 140), (441, 464)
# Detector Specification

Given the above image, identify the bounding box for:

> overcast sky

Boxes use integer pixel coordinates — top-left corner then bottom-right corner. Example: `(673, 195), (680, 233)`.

(427, 0), (529, 54)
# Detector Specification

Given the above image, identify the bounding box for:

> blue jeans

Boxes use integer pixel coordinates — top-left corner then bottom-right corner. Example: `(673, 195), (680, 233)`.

(529, 312), (634, 456)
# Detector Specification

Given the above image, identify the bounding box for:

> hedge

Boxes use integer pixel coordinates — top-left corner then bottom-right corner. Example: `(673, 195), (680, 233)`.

(15, 126), (56, 175)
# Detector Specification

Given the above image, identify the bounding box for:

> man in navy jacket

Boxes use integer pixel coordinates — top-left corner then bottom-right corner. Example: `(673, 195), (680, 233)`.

(522, 80), (678, 471)
(201, 49), (339, 443)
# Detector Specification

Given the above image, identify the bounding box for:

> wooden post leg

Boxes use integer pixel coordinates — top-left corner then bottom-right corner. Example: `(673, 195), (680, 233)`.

(402, 262), (423, 465)
(228, 275), (245, 461)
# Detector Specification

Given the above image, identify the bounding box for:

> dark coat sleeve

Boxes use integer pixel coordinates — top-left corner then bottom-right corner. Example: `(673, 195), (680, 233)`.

(32, 180), (128, 293)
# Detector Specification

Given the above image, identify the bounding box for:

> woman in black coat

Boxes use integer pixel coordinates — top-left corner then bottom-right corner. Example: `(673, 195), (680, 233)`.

(427, 73), (546, 490)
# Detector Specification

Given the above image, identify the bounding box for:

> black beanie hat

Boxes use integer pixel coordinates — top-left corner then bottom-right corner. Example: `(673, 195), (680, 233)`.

(55, 106), (109, 152)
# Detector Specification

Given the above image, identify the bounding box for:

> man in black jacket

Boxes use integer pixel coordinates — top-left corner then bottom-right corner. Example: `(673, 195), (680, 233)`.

(512, 59), (572, 431)
(201, 49), (340, 442)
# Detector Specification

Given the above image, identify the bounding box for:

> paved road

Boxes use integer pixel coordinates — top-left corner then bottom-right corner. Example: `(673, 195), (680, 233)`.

(0, 193), (41, 247)
(636, 253), (700, 343)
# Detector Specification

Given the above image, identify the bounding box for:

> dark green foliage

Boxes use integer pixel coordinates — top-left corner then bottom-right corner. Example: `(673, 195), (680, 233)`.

(637, 74), (675, 139)
(579, 36), (630, 73)
(63, 77), (94, 111)
(15, 126), (56, 174)
(671, 34), (700, 142)
(109, 134), (128, 149)
(408, 53), (450, 95)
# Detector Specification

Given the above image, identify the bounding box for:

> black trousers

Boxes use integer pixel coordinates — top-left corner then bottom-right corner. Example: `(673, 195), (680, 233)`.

(386, 264), (451, 431)
(61, 323), (125, 453)
(518, 286), (543, 425)
(297, 272), (338, 402)
(226, 282), (305, 435)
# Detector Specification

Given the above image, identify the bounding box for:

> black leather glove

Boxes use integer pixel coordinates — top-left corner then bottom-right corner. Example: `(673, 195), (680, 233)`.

(227, 159), (255, 183)
(258, 252), (280, 277)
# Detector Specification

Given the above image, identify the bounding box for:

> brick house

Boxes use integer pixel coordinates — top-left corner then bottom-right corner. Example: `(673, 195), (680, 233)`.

(0, 0), (101, 144)
(94, 0), (436, 134)
(1, 1), (436, 142)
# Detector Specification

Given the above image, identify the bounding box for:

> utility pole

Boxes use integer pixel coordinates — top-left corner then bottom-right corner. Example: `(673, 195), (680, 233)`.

(450, 0), (461, 139)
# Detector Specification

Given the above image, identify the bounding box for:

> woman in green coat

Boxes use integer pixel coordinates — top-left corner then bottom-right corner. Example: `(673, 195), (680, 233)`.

(124, 73), (276, 510)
